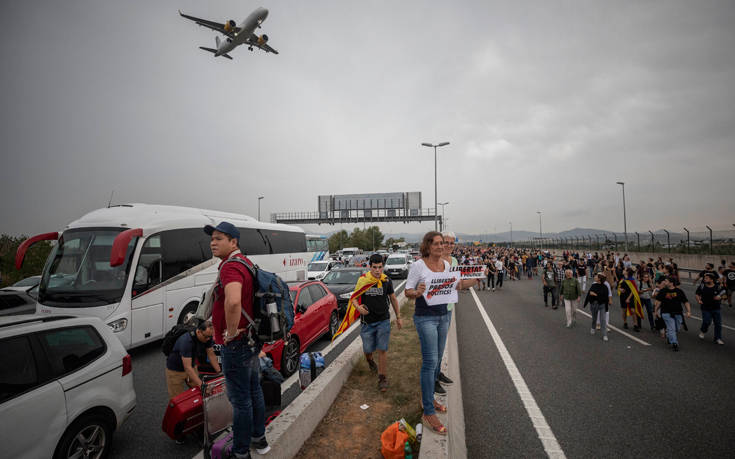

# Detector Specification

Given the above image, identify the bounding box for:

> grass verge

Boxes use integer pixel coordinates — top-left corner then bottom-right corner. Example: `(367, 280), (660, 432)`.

(294, 299), (423, 458)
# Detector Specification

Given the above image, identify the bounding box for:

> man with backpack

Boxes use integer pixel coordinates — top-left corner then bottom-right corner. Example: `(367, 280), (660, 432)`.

(164, 319), (219, 399)
(206, 221), (270, 458)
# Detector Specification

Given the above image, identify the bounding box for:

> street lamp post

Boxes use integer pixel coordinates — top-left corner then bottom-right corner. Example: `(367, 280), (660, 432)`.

(438, 202), (449, 232)
(616, 181), (628, 251)
(421, 142), (450, 231)
(257, 196), (264, 221)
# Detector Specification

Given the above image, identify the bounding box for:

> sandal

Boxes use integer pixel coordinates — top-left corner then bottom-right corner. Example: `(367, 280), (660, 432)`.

(422, 414), (448, 435)
(433, 400), (447, 413)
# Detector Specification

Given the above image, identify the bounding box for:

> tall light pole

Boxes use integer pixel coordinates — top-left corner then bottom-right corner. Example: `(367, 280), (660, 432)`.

(509, 221), (513, 248)
(438, 202), (449, 232)
(257, 196), (264, 221)
(616, 182), (628, 251)
(537, 211), (542, 248)
(421, 141), (450, 231)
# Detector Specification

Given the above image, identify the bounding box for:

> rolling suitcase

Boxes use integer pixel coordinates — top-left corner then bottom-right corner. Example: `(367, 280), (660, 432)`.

(203, 375), (234, 459)
(162, 384), (207, 440)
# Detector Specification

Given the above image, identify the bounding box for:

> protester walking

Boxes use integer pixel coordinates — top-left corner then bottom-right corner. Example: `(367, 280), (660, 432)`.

(639, 272), (656, 331)
(654, 276), (692, 352)
(559, 270), (581, 327)
(584, 274), (609, 341)
(542, 261), (558, 308)
(696, 273), (725, 345)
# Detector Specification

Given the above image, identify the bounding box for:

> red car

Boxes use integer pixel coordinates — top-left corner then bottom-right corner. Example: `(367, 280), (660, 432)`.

(262, 280), (340, 377)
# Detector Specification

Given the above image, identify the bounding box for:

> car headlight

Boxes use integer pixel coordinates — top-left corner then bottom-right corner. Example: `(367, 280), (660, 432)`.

(339, 292), (352, 300)
(107, 318), (128, 333)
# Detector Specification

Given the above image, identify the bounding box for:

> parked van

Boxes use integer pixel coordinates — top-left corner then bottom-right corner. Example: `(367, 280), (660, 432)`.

(384, 254), (411, 279)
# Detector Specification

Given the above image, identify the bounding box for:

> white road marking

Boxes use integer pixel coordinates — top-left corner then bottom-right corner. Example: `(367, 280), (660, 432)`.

(574, 308), (652, 346)
(689, 314), (735, 332)
(470, 288), (566, 458)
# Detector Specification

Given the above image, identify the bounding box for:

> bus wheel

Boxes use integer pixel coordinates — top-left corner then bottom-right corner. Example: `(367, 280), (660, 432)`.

(177, 302), (198, 324)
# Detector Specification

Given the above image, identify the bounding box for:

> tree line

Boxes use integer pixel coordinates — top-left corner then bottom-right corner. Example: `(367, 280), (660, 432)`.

(0, 234), (53, 287)
(326, 226), (407, 253)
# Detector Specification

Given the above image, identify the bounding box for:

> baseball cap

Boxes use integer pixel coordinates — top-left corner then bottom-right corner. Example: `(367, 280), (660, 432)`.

(204, 221), (240, 240)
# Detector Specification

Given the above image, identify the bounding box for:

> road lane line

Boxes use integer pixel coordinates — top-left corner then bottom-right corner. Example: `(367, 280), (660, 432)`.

(689, 314), (735, 332)
(470, 288), (566, 458)
(574, 308), (652, 346)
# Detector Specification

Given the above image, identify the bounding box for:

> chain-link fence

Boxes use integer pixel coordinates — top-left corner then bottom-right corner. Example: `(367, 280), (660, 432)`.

(512, 226), (735, 255)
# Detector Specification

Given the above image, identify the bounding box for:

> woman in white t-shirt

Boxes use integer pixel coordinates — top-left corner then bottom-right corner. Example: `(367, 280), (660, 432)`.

(405, 231), (477, 435)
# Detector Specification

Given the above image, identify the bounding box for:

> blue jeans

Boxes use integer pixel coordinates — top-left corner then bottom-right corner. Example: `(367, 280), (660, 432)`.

(221, 340), (265, 456)
(414, 314), (450, 416)
(661, 313), (683, 345)
(641, 298), (654, 329)
(701, 309), (722, 341)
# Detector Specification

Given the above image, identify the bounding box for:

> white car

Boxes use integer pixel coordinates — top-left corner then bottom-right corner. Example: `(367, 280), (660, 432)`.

(384, 254), (412, 279)
(0, 314), (136, 459)
(307, 260), (337, 280)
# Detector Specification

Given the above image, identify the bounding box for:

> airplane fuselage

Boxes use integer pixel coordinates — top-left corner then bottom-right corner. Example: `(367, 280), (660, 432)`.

(215, 7), (268, 56)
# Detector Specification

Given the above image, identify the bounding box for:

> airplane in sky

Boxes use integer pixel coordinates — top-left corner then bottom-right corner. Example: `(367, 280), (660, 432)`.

(179, 7), (278, 59)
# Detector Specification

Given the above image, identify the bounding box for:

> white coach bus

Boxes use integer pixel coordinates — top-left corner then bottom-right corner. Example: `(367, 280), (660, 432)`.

(16, 204), (309, 349)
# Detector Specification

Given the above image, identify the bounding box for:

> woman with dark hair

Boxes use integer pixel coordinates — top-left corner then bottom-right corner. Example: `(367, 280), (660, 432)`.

(405, 231), (477, 435)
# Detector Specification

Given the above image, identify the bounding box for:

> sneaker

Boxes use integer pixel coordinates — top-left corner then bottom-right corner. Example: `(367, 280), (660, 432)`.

(492, 288), (495, 292)
(672, 343), (679, 352)
(716, 339), (725, 345)
(552, 306), (558, 310)
(698, 332), (705, 339)
(590, 329), (595, 335)
(251, 436), (270, 455)
(633, 325), (640, 332)
(366, 358), (378, 373)
(434, 380), (446, 395)
(603, 336), (609, 342)
(234, 452), (252, 459)
(174, 438), (185, 445)
(437, 372), (454, 386)
(379, 375), (388, 392)
(623, 323), (629, 329)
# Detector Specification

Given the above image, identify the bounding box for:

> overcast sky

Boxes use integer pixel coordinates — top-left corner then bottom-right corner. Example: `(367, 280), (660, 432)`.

(1, 0), (734, 239)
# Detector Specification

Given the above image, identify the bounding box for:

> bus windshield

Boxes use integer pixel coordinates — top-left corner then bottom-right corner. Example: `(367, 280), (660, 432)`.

(306, 236), (328, 252)
(38, 228), (137, 307)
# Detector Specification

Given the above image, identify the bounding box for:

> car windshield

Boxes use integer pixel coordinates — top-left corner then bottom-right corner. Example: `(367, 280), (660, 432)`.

(38, 228), (138, 307)
(308, 262), (329, 271)
(386, 257), (405, 265)
(322, 270), (363, 284)
(11, 276), (40, 288)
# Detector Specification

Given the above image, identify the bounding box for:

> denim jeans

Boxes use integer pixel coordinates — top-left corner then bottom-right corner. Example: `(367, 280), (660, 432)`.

(590, 303), (607, 338)
(414, 313), (450, 416)
(641, 298), (655, 329)
(661, 313), (683, 345)
(221, 340), (265, 456)
(701, 309), (722, 341)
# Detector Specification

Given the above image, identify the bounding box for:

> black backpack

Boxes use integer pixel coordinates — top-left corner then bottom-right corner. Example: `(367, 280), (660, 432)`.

(162, 324), (196, 357)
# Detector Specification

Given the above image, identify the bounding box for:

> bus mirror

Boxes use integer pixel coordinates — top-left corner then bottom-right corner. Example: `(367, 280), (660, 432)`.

(110, 228), (143, 267)
(15, 232), (59, 270)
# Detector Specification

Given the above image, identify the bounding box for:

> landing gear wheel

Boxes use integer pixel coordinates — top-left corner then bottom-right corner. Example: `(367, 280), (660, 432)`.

(280, 336), (299, 377)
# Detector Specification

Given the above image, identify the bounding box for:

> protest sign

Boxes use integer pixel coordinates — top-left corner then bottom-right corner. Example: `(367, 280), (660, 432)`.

(450, 265), (486, 279)
(424, 271), (459, 306)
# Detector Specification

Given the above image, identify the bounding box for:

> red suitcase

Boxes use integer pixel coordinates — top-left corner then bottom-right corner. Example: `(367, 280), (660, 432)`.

(162, 376), (225, 440)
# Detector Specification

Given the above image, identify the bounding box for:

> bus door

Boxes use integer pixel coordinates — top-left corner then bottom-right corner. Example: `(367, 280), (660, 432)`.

(130, 239), (165, 344)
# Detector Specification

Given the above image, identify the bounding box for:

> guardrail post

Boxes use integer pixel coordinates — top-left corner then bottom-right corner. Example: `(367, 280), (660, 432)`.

(648, 230), (655, 253)
(683, 227), (690, 254)
(663, 229), (671, 254)
(635, 232), (640, 251)
(706, 225), (713, 255)
(613, 233), (618, 251)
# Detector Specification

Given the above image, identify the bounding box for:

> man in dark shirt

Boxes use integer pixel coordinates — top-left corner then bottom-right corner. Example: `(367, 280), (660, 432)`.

(354, 254), (402, 392)
(654, 277), (692, 351)
(165, 320), (219, 399)
(696, 273), (725, 345)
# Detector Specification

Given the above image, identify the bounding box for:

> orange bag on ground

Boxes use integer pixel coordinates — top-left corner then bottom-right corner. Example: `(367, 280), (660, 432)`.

(381, 421), (409, 459)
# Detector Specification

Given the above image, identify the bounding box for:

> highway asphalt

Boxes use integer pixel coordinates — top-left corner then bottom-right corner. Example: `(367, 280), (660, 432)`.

(457, 275), (735, 458)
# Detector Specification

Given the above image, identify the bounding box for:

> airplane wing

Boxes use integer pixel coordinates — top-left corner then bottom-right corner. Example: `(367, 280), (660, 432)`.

(179, 10), (241, 37)
(247, 34), (279, 55)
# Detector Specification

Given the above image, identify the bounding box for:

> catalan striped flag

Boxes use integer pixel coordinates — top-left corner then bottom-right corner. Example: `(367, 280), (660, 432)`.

(620, 279), (644, 319)
(331, 271), (387, 342)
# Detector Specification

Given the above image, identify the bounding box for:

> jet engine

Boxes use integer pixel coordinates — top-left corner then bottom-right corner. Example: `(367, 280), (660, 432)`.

(223, 20), (236, 33)
(257, 34), (269, 45)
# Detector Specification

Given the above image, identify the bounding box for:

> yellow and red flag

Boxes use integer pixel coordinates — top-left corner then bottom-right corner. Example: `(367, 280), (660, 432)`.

(620, 279), (644, 318)
(331, 271), (387, 342)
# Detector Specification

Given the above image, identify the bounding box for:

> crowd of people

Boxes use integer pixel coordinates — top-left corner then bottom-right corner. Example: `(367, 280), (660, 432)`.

(449, 244), (734, 351)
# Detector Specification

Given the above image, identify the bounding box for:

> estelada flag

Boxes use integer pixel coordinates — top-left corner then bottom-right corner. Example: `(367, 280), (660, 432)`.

(620, 279), (644, 319)
(331, 271), (388, 342)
